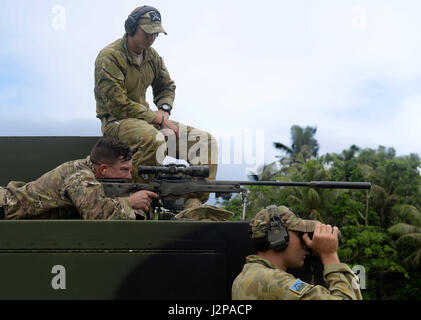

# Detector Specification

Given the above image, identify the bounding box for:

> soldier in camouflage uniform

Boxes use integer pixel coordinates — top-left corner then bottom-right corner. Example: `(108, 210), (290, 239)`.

(232, 205), (362, 300)
(94, 6), (218, 209)
(0, 137), (158, 220)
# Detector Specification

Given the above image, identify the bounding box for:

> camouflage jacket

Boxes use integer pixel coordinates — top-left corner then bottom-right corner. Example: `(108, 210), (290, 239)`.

(94, 34), (176, 124)
(232, 255), (362, 300)
(3, 157), (136, 220)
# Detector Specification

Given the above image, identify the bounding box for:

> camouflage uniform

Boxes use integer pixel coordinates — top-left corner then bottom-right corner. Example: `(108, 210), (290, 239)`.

(0, 157), (136, 220)
(175, 205), (234, 221)
(231, 206), (362, 300)
(94, 12), (218, 203)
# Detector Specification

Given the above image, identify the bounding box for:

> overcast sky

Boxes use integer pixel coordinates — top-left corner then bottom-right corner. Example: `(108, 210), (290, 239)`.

(1, 0), (421, 180)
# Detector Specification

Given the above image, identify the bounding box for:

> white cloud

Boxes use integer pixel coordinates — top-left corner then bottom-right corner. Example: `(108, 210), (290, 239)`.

(391, 95), (421, 153)
(1, 0), (421, 171)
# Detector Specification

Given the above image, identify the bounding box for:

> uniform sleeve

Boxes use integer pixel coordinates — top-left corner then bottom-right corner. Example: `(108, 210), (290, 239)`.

(151, 50), (176, 109)
(321, 263), (363, 300)
(64, 170), (137, 220)
(268, 264), (362, 300)
(95, 53), (156, 123)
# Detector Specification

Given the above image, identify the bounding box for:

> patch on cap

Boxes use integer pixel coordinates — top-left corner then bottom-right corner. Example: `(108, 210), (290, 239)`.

(148, 11), (161, 22)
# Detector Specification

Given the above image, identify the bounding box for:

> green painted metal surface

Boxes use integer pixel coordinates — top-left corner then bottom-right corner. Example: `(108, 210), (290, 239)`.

(0, 137), (323, 300)
(0, 137), (253, 299)
(0, 220), (251, 300)
(0, 137), (99, 186)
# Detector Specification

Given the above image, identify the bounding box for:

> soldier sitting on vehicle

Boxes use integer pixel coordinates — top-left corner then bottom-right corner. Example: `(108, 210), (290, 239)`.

(232, 205), (362, 300)
(94, 5), (218, 211)
(0, 137), (158, 220)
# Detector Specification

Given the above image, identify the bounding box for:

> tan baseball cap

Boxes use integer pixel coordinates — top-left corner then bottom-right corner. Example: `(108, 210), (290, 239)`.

(138, 10), (167, 35)
(249, 205), (318, 239)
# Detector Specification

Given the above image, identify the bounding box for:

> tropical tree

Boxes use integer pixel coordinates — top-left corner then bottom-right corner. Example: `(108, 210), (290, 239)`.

(388, 205), (421, 269)
(274, 125), (319, 161)
(361, 148), (421, 227)
(339, 225), (408, 300)
(273, 159), (340, 223)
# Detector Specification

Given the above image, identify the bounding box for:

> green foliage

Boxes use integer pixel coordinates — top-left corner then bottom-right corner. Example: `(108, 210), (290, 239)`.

(222, 125), (421, 299)
(219, 196), (243, 220)
(338, 225), (408, 300)
(391, 272), (421, 300)
(388, 205), (421, 269)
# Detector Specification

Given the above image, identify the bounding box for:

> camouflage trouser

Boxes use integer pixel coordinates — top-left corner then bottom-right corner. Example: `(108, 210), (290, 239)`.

(102, 118), (218, 203)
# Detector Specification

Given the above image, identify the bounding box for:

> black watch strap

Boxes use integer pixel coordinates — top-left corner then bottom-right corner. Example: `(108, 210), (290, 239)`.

(159, 104), (172, 115)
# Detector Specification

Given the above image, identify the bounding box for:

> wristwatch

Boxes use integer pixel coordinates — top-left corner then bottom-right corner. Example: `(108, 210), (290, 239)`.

(158, 104), (172, 115)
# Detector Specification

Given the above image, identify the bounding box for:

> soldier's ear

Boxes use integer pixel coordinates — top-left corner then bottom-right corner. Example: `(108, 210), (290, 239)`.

(96, 164), (109, 177)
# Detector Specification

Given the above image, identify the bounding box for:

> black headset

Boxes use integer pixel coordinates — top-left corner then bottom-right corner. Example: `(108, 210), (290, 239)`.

(125, 6), (161, 36)
(266, 206), (290, 251)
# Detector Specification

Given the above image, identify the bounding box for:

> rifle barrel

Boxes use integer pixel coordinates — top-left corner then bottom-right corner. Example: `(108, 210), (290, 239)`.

(213, 181), (371, 190)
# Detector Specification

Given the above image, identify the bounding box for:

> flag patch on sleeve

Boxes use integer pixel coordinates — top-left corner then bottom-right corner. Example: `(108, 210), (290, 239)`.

(289, 279), (310, 295)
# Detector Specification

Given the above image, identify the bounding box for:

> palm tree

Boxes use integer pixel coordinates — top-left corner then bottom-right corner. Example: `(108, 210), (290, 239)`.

(278, 159), (339, 223)
(341, 145), (361, 161)
(388, 205), (421, 268)
(274, 125), (319, 161)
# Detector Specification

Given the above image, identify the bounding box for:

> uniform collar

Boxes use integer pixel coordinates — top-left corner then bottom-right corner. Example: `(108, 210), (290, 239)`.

(122, 34), (153, 67)
(85, 156), (96, 174)
(246, 255), (278, 269)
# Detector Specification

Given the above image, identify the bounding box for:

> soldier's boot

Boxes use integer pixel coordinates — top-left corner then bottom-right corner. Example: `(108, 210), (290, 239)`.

(184, 198), (203, 210)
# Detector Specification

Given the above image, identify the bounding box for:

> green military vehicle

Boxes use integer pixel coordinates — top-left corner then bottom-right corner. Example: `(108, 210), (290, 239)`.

(0, 137), (253, 300)
(0, 137), (368, 300)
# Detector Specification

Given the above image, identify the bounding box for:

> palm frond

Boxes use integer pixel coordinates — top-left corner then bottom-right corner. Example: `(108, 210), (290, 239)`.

(273, 142), (293, 154)
(392, 204), (421, 227)
(309, 209), (324, 223)
(359, 164), (375, 179)
(307, 188), (321, 207)
(388, 223), (421, 237)
(402, 248), (421, 268)
(397, 233), (421, 245)
(286, 195), (303, 206)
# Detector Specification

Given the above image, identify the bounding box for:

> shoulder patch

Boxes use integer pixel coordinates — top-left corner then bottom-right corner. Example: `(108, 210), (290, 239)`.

(289, 279), (310, 296)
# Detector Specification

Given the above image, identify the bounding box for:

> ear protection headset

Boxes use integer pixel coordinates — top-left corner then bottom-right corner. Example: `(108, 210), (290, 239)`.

(266, 206), (290, 251)
(125, 6), (161, 36)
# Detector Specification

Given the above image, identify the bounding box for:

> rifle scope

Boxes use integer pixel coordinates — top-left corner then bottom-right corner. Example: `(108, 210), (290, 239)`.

(138, 165), (210, 178)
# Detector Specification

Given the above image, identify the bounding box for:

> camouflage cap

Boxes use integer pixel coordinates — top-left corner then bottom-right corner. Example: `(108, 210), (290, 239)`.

(249, 205), (318, 239)
(138, 9), (167, 35)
